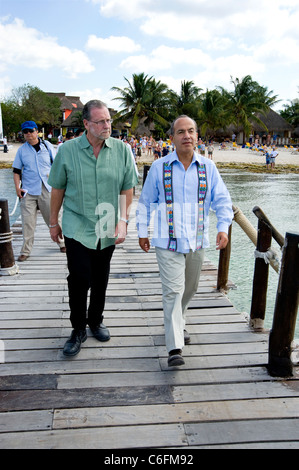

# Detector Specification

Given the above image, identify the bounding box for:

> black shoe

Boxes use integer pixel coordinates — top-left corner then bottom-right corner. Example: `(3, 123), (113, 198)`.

(63, 329), (87, 357)
(90, 323), (110, 342)
(184, 329), (191, 345)
(168, 349), (185, 367)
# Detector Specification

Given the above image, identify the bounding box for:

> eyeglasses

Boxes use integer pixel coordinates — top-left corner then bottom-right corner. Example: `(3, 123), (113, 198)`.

(23, 129), (35, 134)
(88, 119), (113, 126)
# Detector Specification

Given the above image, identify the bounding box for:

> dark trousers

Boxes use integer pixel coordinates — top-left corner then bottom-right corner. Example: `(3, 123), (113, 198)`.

(65, 237), (115, 330)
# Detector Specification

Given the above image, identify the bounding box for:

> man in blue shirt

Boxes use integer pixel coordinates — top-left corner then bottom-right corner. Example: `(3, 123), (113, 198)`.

(12, 121), (65, 261)
(137, 115), (233, 367)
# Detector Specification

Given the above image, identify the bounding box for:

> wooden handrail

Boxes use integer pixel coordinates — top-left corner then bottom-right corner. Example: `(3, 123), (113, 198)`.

(250, 219), (272, 329)
(252, 206), (284, 248)
(217, 204), (299, 377)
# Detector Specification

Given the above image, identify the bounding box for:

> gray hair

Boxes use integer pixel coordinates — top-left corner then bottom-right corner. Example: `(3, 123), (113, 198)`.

(82, 99), (108, 121)
(170, 115), (198, 136)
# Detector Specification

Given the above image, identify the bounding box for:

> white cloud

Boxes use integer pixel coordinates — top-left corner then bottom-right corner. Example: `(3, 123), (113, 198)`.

(0, 18), (94, 78)
(69, 87), (118, 109)
(86, 34), (141, 53)
(254, 37), (299, 65)
(86, 0), (152, 20)
(88, 0), (299, 49)
(120, 45), (211, 72)
(192, 54), (265, 90)
(0, 75), (12, 100)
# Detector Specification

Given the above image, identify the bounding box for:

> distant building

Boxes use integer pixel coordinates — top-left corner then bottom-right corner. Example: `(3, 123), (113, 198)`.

(46, 92), (84, 137)
(253, 108), (293, 145)
(214, 108), (294, 145)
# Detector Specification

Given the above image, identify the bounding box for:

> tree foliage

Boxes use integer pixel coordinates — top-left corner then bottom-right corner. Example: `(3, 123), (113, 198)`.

(1, 76), (293, 139)
(2, 84), (61, 135)
(280, 99), (299, 127)
(217, 75), (279, 141)
(111, 73), (171, 133)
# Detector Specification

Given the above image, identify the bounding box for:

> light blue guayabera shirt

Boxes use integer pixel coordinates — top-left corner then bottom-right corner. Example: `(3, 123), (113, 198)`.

(48, 133), (139, 250)
(12, 140), (56, 195)
(136, 151), (234, 253)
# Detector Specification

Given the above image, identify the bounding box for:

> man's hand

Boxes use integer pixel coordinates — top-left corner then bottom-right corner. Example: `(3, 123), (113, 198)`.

(50, 224), (63, 243)
(114, 220), (127, 245)
(216, 232), (229, 250)
(139, 238), (150, 253)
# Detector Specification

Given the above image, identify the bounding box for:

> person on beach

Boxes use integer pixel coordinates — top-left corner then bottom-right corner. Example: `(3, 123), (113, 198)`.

(137, 115), (233, 367)
(270, 147), (279, 170)
(12, 121), (65, 262)
(3, 136), (8, 153)
(207, 143), (214, 160)
(48, 100), (138, 358)
(264, 146), (271, 170)
(57, 131), (74, 148)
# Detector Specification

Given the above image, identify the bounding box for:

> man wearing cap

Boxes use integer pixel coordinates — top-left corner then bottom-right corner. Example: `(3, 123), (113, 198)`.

(12, 121), (65, 261)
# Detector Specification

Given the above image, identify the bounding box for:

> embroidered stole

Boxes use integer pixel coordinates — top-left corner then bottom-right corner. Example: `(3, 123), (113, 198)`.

(163, 161), (207, 252)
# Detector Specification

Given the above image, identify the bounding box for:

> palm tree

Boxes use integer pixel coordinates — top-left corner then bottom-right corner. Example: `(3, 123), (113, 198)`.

(280, 98), (299, 127)
(218, 75), (279, 142)
(174, 80), (202, 119)
(111, 73), (170, 133)
(197, 89), (227, 139)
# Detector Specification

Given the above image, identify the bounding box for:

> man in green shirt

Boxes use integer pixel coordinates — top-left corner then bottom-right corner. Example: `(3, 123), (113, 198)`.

(48, 100), (138, 357)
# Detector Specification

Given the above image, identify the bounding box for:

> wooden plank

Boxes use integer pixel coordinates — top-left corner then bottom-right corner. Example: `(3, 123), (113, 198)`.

(0, 374), (58, 390)
(0, 423), (187, 449)
(173, 381), (299, 403)
(56, 367), (276, 390)
(52, 397), (299, 430)
(2, 335), (154, 350)
(199, 442), (299, 449)
(153, 331), (269, 346)
(185, 419), (299, 447)
(0, 385), (174, 412)
(0, 410), (53, 433)
(0, 357), (161, 377)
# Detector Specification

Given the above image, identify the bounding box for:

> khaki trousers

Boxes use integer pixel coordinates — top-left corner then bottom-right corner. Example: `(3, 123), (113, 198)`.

(155, 247), (205, 353)
(20, 184), (64, 256)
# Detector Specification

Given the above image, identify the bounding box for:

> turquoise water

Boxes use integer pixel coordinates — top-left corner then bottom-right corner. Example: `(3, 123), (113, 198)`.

(0, 168), (20, 225)
(1, 167), (299, 340)
(206, 170), (299, 341)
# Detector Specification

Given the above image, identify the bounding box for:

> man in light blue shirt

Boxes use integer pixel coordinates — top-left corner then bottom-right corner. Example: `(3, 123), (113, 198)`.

(137, 115), (233, 367)
(12, 120), (65, 261)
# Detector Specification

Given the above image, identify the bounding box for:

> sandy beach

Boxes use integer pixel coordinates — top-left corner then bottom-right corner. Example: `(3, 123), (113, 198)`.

(1, 141), (299, 167)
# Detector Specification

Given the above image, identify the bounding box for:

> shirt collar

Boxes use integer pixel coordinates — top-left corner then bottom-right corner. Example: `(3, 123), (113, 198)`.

(79, 131), (112, 150)
(169, 150), (202, 165)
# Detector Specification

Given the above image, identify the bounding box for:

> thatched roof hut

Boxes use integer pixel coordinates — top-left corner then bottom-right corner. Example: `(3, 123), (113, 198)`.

(253, 108), (293, 136)
(212, 108), (293, 142)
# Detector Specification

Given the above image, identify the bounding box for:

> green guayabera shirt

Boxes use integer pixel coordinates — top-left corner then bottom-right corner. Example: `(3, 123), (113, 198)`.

(48, 132), (139, 250)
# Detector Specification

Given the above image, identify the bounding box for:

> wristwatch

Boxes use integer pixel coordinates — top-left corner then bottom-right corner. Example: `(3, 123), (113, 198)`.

(119, 217), (129, 224)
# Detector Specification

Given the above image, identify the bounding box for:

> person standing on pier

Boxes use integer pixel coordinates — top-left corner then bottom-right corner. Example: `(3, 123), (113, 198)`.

(48, 100), (138, 357)
(12, 121), (65, 262)
(137, 115), (233, 367)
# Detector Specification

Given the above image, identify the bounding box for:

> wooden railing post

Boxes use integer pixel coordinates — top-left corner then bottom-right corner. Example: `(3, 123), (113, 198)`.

(0, 199), (18, 276)
(268, 232), (299, 377)
(143, 165), (151, 186)
(253, 206), (284, 248)
(217, 224), (232, 292)
(250, 219), (272, 329)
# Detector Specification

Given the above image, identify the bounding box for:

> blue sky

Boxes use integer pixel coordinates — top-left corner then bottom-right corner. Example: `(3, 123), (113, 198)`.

(1, 0), (298, 111)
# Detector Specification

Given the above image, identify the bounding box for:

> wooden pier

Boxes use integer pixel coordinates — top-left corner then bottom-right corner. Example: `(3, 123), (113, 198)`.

(0, 207), (299, 449)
